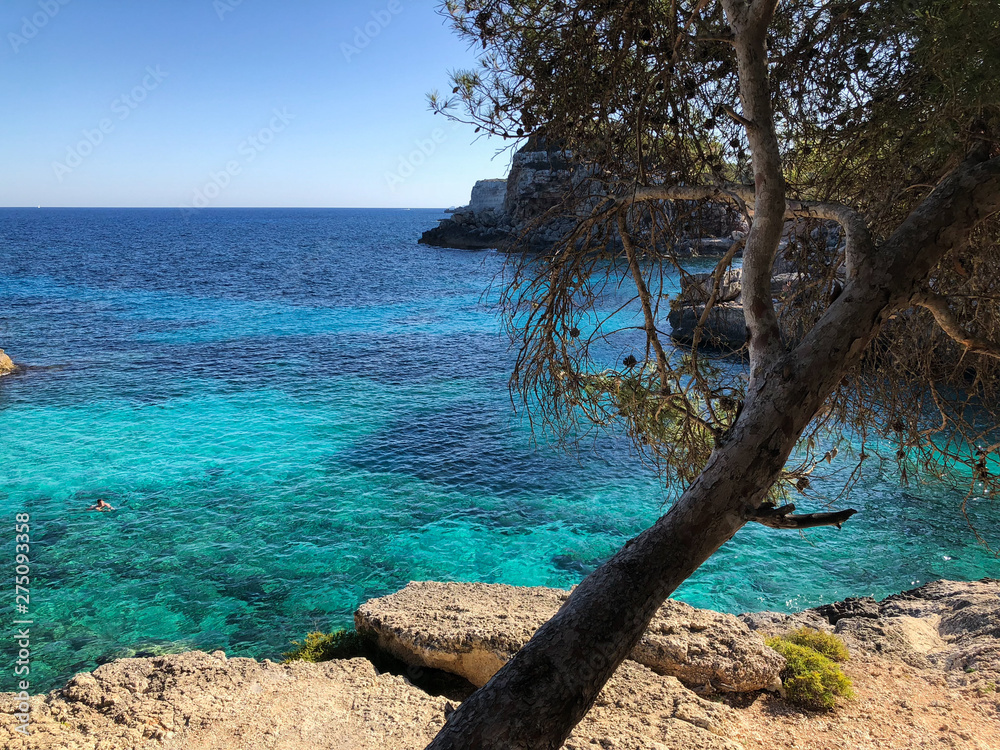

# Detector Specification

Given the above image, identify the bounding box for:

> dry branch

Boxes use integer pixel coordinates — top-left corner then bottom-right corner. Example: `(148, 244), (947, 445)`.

(750, 503), (859, 530)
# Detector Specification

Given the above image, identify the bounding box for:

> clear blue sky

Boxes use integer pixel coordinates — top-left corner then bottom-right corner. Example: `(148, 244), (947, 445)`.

(0, 0), (507, 208)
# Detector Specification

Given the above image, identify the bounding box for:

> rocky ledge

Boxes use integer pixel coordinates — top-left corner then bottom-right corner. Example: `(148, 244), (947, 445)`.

(419, 179), (512, 250)
(355, 581), (784, 693)
(3, 579), (998, 750)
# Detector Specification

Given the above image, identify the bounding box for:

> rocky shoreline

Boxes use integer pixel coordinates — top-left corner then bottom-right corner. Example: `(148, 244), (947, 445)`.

(3, 579), (998, 749)
(420, 144), (744, 254)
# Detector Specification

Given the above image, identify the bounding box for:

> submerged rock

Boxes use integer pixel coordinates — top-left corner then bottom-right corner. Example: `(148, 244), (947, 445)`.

(355, 581), (783, 693)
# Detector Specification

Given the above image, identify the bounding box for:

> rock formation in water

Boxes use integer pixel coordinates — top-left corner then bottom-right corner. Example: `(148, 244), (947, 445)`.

(0, 349), (17, 376)
(420, 143), (743, 252)
(419, 178), (511, 250)
(4, 579), (998, 749)
(669, 224), (847, 350)
(420, 143), (579, 250)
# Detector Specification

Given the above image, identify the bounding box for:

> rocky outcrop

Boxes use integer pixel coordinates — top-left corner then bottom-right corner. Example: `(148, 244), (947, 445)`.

(631, 599), (785, 693)
(669, 300), (749, 350)
(4, 579), (999, 750)
(355, 581), (784, 693)
(741, 579), (1000, 688)
(420, 179), (512, 250)
(567, 660), (743, 750)
(420, 142), (579, 251)
(356, 581), (567, 686)
(666, 267), (816, 350)
(0, 349), (16, 376)
(421, 144), (743, 252)
(669, 222), (847, 350)
(1, 652), (741, 750)
(0, 651), (451, 750)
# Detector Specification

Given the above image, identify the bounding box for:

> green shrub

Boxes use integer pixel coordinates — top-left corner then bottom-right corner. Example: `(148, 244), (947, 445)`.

(783, 628), (850, 662)
(767, 637), (855, 711)
(282, 629), (367, 663)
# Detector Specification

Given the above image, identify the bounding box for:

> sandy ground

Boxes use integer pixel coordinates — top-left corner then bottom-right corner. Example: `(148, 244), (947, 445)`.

(731, 654), (1000, 750)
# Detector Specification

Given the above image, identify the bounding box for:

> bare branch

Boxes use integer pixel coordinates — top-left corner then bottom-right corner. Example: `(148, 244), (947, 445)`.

(626, 185), (873, 280)
(750, 503), (859, 530)
(913, 291), (1000, 360)
(617, 212), (671, 386)
(630, 184), (868, 225)
(721, 103), (755, 132)
(784, 200), (874, 280)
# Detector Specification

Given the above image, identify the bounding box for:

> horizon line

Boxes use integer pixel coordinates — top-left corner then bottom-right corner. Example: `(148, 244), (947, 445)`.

(0, 206), (456, 210)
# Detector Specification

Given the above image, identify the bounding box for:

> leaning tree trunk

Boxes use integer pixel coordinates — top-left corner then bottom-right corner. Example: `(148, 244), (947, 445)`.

(424, 0), (1000, 744)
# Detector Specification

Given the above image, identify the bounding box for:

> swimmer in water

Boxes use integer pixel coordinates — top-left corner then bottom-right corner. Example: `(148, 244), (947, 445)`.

(87, 499), (115, 512)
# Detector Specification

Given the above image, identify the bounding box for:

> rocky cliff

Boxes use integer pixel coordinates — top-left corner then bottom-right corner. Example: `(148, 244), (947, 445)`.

(4, 579), (999, 750)
(419, 178), (513, 250)
(419, 144), (578, 250)
(421, 145), (742, 252)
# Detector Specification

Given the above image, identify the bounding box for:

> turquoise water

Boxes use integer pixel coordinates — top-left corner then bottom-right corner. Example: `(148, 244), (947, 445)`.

(1, 208), (997, 693)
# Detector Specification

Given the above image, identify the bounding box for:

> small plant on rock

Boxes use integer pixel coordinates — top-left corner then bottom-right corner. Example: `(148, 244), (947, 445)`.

(767, 635), (854, 711)
(282, 629), (367, 663)
(783, 628), (850, 662)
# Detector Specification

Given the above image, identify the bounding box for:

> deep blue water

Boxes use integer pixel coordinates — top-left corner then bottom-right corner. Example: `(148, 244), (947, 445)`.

(1, 207), (997, 693)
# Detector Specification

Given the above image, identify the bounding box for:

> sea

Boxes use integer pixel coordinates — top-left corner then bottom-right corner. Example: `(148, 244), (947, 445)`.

(1, 207), (997, 693)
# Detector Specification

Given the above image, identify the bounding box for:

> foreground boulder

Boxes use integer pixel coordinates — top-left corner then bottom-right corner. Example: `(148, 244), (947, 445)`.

(632, 599), (785, 693)
(355, 581), (784, 693)
(0, 651), (742, 750)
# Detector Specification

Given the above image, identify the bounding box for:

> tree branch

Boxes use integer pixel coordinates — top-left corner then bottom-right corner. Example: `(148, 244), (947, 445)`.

(721, 103), (755, 132)
(625, 185), (873, 277)
(617, 212), (672, 385)
(750, 503), (858, 530)
(719, 0), (786, 378)
(913, 291), (1000, 360)
(784, 200), (874, 280)
(884, 154), (1000, 298)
